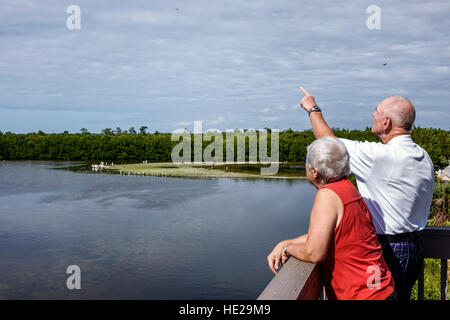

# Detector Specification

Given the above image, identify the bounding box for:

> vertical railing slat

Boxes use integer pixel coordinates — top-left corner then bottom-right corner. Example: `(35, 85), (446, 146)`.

(441, 259), (448, 300)
(418, 259), (425, 300)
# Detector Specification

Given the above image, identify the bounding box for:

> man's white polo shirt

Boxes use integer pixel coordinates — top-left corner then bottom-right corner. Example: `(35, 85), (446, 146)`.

(339, 135), (434, 235)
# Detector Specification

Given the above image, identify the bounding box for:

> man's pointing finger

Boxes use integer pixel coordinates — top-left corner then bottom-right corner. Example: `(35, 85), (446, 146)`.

(299, 86), (312, 97)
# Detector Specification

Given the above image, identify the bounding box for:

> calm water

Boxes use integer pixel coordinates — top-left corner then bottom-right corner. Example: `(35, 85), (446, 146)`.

(0, 161), (315, 299)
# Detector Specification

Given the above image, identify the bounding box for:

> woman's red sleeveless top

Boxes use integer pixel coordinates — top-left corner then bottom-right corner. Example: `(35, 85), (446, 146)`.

(320, 178), (394, 300)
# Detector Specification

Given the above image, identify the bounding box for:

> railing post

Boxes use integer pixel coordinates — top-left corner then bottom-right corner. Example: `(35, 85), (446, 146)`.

(441, 259), (448, 300)
(418, 259), (425, 300)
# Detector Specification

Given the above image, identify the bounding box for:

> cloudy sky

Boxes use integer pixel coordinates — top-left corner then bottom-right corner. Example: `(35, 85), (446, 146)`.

(0, 0), (449, 133)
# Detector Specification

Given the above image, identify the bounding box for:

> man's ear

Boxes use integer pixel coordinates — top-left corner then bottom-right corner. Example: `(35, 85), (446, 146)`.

(382, 116), (392, 131)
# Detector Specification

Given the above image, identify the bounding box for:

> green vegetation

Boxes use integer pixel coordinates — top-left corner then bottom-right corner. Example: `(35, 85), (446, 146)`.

(411, 126), (450, 171)
(410, 258), (449, 300)
(428, 179), (450, 227)
(0, 126), (448, 170)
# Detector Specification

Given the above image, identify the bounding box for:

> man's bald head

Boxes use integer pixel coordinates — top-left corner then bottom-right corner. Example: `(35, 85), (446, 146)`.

(378, 96), (416, 131)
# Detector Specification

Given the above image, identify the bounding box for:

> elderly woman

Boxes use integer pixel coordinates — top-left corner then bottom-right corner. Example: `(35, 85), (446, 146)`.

(267, 137), (395, 300)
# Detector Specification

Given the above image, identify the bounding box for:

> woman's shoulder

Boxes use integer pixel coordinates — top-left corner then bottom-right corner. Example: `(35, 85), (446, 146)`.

(320, 178), (361, 204)
(315, 186), (343, 208)
(315, 185), (344, 227)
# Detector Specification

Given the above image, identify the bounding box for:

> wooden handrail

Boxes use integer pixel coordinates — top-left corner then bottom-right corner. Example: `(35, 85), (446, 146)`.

(257, 258), (322, 300)
(421, 226), (450, 258)
(258, 226), (450, 300)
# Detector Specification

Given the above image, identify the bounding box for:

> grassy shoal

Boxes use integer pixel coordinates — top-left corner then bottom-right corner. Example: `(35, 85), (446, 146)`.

(108, 162), (306, 179)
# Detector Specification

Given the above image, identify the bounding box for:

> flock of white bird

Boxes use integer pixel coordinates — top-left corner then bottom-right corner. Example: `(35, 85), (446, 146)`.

(91, 160), (154, 177)
(91, 161), (113, 171)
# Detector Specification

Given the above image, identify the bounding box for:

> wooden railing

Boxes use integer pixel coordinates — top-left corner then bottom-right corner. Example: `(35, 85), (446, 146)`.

(257, 257), (322, 300)
(418, 226), (450, 300)
(258, 226), (450, 300)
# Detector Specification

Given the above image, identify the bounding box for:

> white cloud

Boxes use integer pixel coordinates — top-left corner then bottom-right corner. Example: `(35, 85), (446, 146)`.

(209, 115), (225, 125)
(261, 116), (279, 122)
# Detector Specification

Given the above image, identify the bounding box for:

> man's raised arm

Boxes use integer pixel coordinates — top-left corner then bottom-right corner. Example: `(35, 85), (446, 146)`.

(299, 86), (335, 139)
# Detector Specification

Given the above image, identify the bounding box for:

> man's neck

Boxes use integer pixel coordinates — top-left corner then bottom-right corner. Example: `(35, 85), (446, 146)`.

(380, 128), (410, 144)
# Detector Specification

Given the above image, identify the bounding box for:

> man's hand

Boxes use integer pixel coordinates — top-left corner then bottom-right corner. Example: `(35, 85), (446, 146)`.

(299, 86), (318, 112)
(299, 86), (335, 138)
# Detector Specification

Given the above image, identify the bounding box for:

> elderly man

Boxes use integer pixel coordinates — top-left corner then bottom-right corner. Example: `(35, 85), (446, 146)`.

(298, 87), (434, 300)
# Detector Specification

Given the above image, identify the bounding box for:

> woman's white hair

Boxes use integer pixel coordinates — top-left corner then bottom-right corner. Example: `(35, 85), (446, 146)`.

(306, 137), (350, 184)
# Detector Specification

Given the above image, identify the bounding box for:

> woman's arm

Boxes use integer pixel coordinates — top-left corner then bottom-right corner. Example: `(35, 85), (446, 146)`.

(286, 188), (341, 263)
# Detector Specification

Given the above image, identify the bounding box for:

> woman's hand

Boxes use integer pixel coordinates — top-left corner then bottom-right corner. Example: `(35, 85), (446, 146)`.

(267, 241), (289, 274)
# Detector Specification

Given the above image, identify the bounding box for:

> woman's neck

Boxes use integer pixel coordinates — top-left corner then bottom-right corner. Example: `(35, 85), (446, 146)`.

(313, 180), (325, 189)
